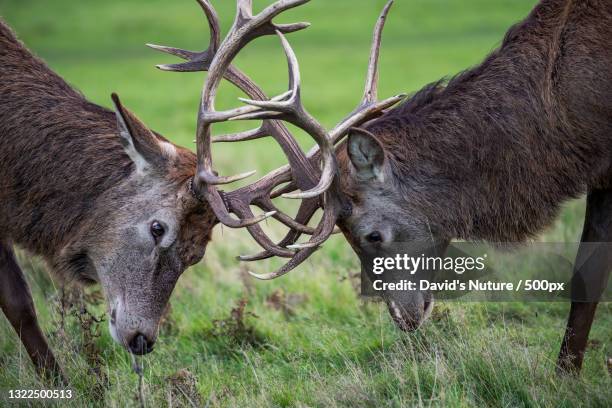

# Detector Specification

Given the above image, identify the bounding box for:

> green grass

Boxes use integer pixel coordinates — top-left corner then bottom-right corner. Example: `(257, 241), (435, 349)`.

(0, 0), (610, 406)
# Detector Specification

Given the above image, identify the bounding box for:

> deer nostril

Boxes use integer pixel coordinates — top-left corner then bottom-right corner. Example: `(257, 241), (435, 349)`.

(128, 333), (154, 355)
(366, 231), (383, 243)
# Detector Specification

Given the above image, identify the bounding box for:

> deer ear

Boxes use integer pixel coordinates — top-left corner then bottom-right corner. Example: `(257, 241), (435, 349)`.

(347, 128), (386, 182)
(111, 93), (168, 175)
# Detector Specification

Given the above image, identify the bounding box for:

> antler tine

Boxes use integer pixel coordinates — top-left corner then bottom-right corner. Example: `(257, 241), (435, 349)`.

(149, 0), (311, 72)
(234, 200), (328, 258)
(226, 166), (317, 235)
(235, 0), (311, 44)
(362, 0), (394, 105)
(207, 187), (276, 228)
(212, 125), (268, 143)
(236, 31), (337, 200)
(229, 202), (297, 257)
(314, 0), (400, 147)
(248, 245), (320, 279)
(197, 0), (221, 50)
(248, 193), (340, 279)
(147, 0), (220, 72)
(238, 198), (318, 261)
(255, 197), (316, 234)
(298, 0), (400, 152)
(330, 93), (405, 145)
(238, 197), (343, 261)
(221, 167), (318, 256)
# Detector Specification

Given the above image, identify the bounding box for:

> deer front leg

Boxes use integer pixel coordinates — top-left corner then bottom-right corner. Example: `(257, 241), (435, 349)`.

(0, 240), (66, 384)
(557, 189), (612, 374)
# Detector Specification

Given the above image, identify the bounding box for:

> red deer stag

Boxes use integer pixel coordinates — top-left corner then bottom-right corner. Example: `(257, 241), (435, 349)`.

(153, 0), (611, 374)
(0, 18), (219, 381)
(0, 0), (393, 382)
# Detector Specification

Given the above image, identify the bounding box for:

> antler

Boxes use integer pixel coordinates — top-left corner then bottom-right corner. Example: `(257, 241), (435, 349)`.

(151, 0), (402, 276)
(227, 0), (403, 279)
(150, 0), (324, 230)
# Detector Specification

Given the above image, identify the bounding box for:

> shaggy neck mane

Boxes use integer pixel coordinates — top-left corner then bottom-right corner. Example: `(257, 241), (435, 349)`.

(0, 20), (177, 257)
(367, 0), (612, 242)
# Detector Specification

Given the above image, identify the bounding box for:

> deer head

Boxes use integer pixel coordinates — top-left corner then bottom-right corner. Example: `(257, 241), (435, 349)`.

(59, 94), (215, 355)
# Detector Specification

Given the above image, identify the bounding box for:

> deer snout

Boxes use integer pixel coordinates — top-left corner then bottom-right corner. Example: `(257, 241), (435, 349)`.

(109, 303), (158, 354)
(386, 293), (434, 332)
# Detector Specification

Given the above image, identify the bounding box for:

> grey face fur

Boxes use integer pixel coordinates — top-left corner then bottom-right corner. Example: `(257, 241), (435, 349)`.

(339, 129), (447, 331)
(89, 179), (194, 354)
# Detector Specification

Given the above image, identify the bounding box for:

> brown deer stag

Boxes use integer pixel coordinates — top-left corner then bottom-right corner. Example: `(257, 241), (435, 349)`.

(0, 18), (218, 380)
(0, 0), (392, 382)
(153, 0), (611, 375)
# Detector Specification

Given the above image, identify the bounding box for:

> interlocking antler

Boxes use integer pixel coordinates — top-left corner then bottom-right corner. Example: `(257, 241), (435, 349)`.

(150, 0), (402, 277)
(150, 0), (323, 230)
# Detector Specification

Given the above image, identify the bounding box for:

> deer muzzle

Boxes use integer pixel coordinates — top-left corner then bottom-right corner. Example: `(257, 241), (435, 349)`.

(385, 291), (434, 332)
(109, 298), (158, 355)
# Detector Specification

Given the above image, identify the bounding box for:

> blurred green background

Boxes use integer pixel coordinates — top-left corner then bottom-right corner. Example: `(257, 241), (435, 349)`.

(0, 0), (610, 406)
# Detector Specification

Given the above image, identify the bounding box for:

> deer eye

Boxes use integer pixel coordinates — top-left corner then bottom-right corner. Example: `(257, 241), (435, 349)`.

(366, 231), (383, 243)
(150, 221), (165, 240)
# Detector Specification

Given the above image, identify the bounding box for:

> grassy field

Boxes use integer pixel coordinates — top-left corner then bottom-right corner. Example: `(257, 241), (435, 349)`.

(0, 0), (610, 406)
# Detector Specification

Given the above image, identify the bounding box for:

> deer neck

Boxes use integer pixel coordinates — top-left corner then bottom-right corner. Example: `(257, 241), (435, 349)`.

(372, 0), (612, 243)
